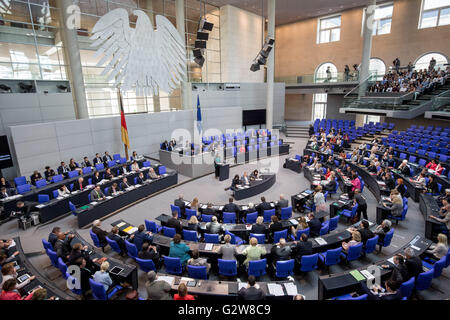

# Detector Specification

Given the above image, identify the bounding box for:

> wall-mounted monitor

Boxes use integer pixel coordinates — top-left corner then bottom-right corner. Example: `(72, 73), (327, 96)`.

(243, 109), (266, 126)
(0, 136), (13, 169)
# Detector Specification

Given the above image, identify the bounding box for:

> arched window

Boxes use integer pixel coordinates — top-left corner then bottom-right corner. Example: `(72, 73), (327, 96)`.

(315, 62), (337, 83)
(369, 58), (386, 80)
(415, 52), (448, 71)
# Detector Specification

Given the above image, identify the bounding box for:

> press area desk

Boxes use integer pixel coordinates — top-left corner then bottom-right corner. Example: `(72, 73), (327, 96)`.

(14, 237), (74, 300)
(154, 273), (299, 300)
(0, 158), (146, 222)
(419, 194), (443, 241)
(112, 219), (377, 259)
(233, 174), (276, 200)
(75, 170), (178, 228)
(71, 230), (138, 289)
(318, 234), (432, 300)
(284, 158), (302, 173)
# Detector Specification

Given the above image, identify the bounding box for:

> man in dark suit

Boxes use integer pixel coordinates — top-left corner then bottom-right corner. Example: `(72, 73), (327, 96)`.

(238, 276), (265, 300)
(138, 242), (160, 267)
(108, 183), (120, 196)
(202, 203), (219, 219)
(275, 194), (289, 216)
(403, 247), (423, 280)
(90, 185), (106, 201)
(307, 212), (322, 237)
(270, 238), (292, 264)
(294, 233), (313, 262)
(57, 161), (69, 176)
(167, 210), (183, 234)
(130, 224), (153, 251)
(136, 172), (147, 184)
(174, 194), (186, 217)
(93, 153), (103, 166)
(383, 172), (396, 190)
(360, 280), (402, 300)
(120, 177), (131, 190)
(73, 177), (87, 191)
(47, 227), (61, 248)
(54, 232), (74, 262)
(0, 187), (11, 199)
(108, 226), (126, 256)
(12, 201), (39, 220)
(103, 151), (113, 164)
(355, 220), (375, 245)
(256, 196), (272, 215)
(82, 157), (92, 168)
(223, 197), (240, 218)
(92, 220), (108, 246)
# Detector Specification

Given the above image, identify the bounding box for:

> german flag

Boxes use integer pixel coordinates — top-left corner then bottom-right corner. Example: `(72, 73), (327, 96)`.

(119, 93), (130, 149)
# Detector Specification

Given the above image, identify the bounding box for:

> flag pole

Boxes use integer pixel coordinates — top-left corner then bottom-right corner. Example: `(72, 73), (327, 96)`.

(118, 89), (129, 160)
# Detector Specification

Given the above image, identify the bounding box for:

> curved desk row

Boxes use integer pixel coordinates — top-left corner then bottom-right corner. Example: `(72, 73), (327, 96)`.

(318, 234), (432, 300)
(233, 174), (277, 201)
(75, 170), (178, 228)
(14, 237), (75, 300)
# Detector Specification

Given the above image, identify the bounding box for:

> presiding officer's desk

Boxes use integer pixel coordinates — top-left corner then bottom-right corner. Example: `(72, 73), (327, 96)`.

(70, 230), (138, 289)
(318, 234), (432, 300)
(75, 168), (177, 228)
(233, 173), (277, 200)
(0, 158), (146, 220)
(14, 237), (75, 300)
(419, 193), (443, 241)
(154, 273), (299, 300)
(159, 149), (215, 178)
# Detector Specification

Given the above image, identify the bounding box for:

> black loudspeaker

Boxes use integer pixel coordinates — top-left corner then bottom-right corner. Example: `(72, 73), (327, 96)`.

(267, 38), (275, 45)
(195, 40), (207, 49)
(257, 56), (267, 65)
(194, 56), (205, 67)
(201, 20), (214, 31)
(193, 48), (203, 58)
(197, 31), (209, 40)
(250, 63), (260, 72)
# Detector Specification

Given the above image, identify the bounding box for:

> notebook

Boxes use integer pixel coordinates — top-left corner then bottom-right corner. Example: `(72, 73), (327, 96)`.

(349, 270), (365, 281)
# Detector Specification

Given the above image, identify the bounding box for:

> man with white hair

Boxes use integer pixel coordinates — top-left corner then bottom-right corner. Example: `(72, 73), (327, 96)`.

(402, 247), (423, 280)
(145, 271), (172, 300)
(275, 194), (289, 217)
(398, 159), (410, 176)
(174, 194), (186, 218)
(91, 219), (108, 247)
(270, 238), (292, 264)
(205, 216), (223, 235)
(373, 219), (392, 243)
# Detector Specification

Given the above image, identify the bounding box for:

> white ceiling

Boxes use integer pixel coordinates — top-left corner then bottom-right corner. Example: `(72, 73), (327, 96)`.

(206, 0), (393, 25)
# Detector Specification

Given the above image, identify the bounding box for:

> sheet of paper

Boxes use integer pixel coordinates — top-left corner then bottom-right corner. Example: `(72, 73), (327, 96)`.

(157, 276), (175, 286)
(204, 243), (213, 251)
(315, 237), (327, 245)
(387, 256), (395, 265)
(284, 282), (298, 296)
(290, 219), (298, 225)
(267, 283), (284, 296)
(238, 283), (247, 291)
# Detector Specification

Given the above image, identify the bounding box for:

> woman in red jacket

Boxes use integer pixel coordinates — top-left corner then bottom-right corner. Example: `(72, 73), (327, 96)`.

(174, 283), (195, 300)
(0, 279), (33, 300)
(426, 159), (437, 170)
(434, 162), (444, 176)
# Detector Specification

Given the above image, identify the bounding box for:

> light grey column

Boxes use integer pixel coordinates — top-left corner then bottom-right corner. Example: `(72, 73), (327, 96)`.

(175, 0), (190, 110)
(57, 0), (89, 119)
(358, 0), (376, 98)
(266, 0), (276, 129)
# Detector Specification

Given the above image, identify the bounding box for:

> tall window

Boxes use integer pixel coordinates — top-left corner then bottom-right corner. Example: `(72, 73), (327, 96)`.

(369, 58), (386, 80)
(371, 3), (393, 35)
(315, 62), (338, 83)
(419, 0), (450, 29)
(317, 15), (341, 44)
(312, 94), (327, 120)
(415, 52), (448, 70)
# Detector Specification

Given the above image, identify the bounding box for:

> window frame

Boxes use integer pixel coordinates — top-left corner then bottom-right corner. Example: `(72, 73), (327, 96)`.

(361, 2), (394, 36)
(418, 0), (450, 29)
(317, 13), (342, 44)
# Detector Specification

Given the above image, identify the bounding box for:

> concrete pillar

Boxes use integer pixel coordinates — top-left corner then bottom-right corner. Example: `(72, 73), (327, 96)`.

(57, 0), (89, 119)
(145, 0), (161, 112)
(358, 0), (376, 98)
(175, 0), (190, 110)
(266, 0), (275, 129)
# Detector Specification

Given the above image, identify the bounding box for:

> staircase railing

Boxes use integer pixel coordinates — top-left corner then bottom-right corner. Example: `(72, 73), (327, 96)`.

(432, 89), (450, 111)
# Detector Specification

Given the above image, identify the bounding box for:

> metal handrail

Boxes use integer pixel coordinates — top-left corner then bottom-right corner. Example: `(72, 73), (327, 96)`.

(343, 72), (377, 99)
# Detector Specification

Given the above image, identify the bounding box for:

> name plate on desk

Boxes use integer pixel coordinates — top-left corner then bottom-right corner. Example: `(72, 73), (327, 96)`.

(315, 237), (327, 245)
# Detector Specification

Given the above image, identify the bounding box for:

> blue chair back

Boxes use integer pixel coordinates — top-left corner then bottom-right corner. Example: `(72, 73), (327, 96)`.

(223, 212), (236, 224)
(42, 239), (53, 251)
(300, 254), (319, 272)
(95, 163), (104, 171)
(445, 249), (450, 268)
(201, 214), (213, 222)
(57, 257), (68, 279)
(136, 258), (156, 272)
(319, 223), (329, 236)
(113, 153), (121, 161)
(145, 219), (160, 234)
(163, 226), (176, 238)
(68, 170), (79, 179)
(14, 176), (27, 186)
(246, 212), (258, 224)
(143, 161), (151, 167)
(170, 205), (181, 218)
(364, 235), (379, 254)
(218, 259), (237, 277)
(328, 216), (339, 232)
(185, 209), (197, 220)
(105, 236), (122, 254)
(187, 265), (207, 280)
(107, 160), (116, 168)
(400, 277), (415, 299)
(82, 167), (92, 174)
(337, 294), (368, 300)
(183, 230), (198, 242)
(248, 258), (267, 277)
(69, 201), (77, 216)
(38, 194), (50, 203)
(89, 278), (108, 300)
(416, 269), (434, 291)
(17, 184), (31, 194)
(52, 190), (59, 198)
(381, 228), (395, 247)
(274, 229), (288, 243)
(263, 209), (275, 223)
(66, 273), (82, 295)
(35, 179), (47, 188)
(158, 166), (166, 175)
(164, 256), (182, 275)
(204, 233), (220, 244)
(250, 233), (265, 244)
(125, 240), (138, 259)
(345, 242), (363, 261)
(280, 207), (292, 220)
(46, 249), (59, 268)
(432, 257), (446, 278)
(275, 259), (295, 278)
(323, 248), (342, 266)
(89, 230), (103, 248)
